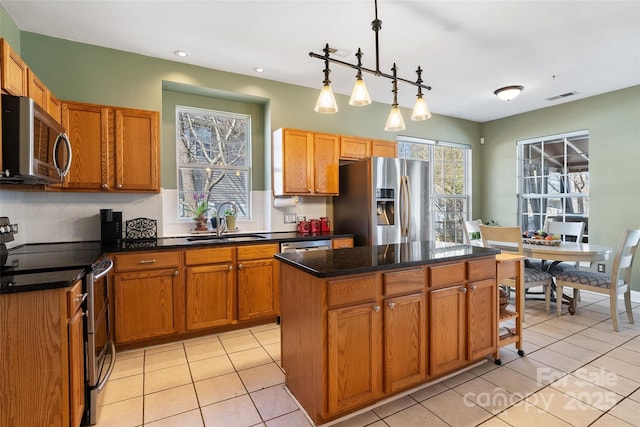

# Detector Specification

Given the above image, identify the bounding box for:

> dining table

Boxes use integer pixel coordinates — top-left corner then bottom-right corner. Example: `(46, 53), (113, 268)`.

(521, 241), (613, 313)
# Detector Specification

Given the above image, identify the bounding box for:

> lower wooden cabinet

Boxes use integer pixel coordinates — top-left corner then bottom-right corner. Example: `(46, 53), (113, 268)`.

(327, 302), (382, 414)
(429, 284), (468, 376)
(112, 251), (183, 344)
(237, 244), (279, 321)
(185, 247), (235, 330)
(0, 281), (85, 427)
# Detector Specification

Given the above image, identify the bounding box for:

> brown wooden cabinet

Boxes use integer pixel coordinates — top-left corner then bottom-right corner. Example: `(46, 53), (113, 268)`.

(184, 247), (235, 330)
(27, 68), (47, 109)
(331, 237), (354, 249)
(0, 38), (27, 96)
(429, 258), (496, 377)
(339, 135), (397, 160)
(112, 251), (183, 344)
(382, 268), (427, 393)
(0, 280), (85, 427)
(237, 243), (280, 320)
(272, 128), (339, 196)
(60, 101), (159, 192)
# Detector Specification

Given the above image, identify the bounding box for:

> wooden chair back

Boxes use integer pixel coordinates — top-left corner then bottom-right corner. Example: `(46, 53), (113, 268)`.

(546, 221), (585, 243)
(479, 225), (523, 254)
(463, 219), (482, 244)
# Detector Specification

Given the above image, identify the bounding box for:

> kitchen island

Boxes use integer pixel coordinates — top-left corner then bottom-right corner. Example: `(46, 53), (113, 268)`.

(275, 241), (500, 425)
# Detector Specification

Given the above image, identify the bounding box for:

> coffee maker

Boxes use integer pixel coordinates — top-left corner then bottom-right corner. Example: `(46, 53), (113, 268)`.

(100, 209), (122, 246)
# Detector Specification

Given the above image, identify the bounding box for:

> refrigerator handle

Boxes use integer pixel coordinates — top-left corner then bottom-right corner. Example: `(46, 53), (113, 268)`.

(400, 176), (410, 238)
(404, 176), (412, 238)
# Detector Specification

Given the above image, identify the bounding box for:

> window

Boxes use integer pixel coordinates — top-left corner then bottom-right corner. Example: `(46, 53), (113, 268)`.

(176, 106), (251, 220)
(398, 136), (472, 244)
(517, 130), (589, 238)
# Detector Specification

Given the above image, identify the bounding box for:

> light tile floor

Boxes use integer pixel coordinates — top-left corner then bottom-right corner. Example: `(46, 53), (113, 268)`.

(95, 291), (640, 427)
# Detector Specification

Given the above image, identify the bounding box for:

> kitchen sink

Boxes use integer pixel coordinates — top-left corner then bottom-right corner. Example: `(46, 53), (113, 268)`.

(186, 233), (266, 242)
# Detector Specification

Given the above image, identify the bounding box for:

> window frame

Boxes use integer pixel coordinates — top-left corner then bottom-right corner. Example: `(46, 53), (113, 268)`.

(175, 105), (252, 221)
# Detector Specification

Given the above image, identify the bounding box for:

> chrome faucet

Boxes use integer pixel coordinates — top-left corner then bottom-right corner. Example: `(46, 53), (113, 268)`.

(216, 201), (238, 237)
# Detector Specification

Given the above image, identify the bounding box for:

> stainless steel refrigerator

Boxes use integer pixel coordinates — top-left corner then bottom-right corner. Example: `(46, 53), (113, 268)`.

(334, 157), (430, 246)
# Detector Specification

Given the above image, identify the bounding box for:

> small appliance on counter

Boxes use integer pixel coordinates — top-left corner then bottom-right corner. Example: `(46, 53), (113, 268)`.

(100, 209), (122, 246)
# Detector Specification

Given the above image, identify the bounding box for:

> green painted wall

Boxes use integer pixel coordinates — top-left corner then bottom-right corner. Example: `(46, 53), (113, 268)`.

(481, 85), (640, 289)
(0, 6), (20, 50)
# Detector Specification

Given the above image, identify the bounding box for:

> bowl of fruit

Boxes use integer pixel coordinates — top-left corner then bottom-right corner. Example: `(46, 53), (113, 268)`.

(522, 230), (562, 246)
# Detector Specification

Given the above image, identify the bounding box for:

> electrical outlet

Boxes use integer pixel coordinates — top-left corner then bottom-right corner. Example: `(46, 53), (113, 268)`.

(284, 213), (297, 223)
(597, 263), (605, 273)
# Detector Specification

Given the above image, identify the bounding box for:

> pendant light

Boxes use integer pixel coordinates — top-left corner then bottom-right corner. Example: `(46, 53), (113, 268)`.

(349, 49), (372, 106)
(309, 0), (432, 126)
(313, 45), (338, 114)
(411, 66), (432, 121)
(384, 64), (405, 132)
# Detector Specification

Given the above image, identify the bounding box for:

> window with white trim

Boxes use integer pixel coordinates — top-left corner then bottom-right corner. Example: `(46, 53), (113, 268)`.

(398, 136), (472, 244)
(517, 130), (589, 239)
(176, 106), (251, 220)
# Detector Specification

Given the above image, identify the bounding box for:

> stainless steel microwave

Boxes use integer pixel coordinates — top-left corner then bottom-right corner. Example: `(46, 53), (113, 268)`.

(1, 94), (72, 184)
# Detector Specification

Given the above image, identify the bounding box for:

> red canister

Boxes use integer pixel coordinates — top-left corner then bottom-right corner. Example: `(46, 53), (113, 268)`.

(309, 218), (320, 233)
(320, 217), (330, 232)
(297, 219), (309, 233)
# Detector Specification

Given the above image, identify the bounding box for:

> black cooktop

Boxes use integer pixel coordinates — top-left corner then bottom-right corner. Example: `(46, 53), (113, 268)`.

(1, 241), (103, 294)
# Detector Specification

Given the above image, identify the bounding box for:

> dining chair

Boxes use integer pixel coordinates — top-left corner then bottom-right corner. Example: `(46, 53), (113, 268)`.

(553, 228), (640, 331)
(545, 220), (586, 272)
(463, 219), (483, 245)
(479, 225), (555, 317)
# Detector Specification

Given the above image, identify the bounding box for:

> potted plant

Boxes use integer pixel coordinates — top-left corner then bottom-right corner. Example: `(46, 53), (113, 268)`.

(184, 193), (209, 231)
(224, 208), (237, 231)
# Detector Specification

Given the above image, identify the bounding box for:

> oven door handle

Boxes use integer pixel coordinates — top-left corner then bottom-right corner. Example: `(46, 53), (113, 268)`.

(93, 258), (114, 280)
(96, 340), (116, 392)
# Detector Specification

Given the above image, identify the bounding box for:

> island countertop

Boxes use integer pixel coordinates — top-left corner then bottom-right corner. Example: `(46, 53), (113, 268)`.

(274, 240), (500, 278)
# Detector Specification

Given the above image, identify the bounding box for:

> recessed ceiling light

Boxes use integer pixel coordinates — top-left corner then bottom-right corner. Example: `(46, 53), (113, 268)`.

(175, 50), (189, 58)
(255, 67), (265, 73)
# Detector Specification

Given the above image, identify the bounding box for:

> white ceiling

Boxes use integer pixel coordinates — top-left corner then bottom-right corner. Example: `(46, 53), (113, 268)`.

(2, 0), (639, 123)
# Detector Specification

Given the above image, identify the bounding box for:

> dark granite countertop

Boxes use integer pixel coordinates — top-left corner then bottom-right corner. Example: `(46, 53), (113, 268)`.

(1, 232), (352, 294)
(275, 241), (500, 278)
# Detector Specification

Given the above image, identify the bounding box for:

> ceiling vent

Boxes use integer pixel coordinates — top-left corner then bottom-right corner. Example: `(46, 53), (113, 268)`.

(546, 91), (578, 101)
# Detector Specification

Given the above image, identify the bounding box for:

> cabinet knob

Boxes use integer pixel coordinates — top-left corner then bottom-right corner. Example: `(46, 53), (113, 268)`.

(238, 263), (243, 269)
(461, 287), (468, 294)
(470, 284), (477, 291)
(228, 265), (233, 271)
(101, 183), (108, 189)
(373, 305), (381, 312)
(117, 184), (123, 189)
(388, 302), (396, 309)
(308, 188), (312, 193)
(315, 189), (320, 193)
(75, 293), (88, 304)
(174, 270), (179, 276)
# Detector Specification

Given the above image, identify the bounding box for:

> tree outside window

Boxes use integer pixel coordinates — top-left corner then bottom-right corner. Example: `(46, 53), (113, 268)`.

(176, 106), (251, 220)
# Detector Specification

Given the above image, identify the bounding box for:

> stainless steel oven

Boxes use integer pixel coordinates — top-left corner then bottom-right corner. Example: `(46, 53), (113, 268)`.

(86, 256), (115, 425)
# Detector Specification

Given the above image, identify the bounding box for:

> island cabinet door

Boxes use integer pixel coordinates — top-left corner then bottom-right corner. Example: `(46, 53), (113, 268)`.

(467, 279), (497, 360)
(383, 293), (427, 394)
(185, 264), (235, 330)
(327, 303), (382, 416)
(429, 285), (467, 377)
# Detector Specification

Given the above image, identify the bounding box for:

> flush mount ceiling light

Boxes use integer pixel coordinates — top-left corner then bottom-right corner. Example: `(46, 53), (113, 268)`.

(174, 50), (189, 58)
(494, 85), (524, 101)
(309, 0), (432, 131)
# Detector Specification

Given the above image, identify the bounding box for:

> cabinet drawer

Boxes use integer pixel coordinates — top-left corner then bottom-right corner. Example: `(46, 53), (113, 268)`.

(114, 251), (180, 272)
(328, 275), (377, 307)
(332, 237), (354, 249)
(467, 258), (496, 281)
(429, 262), (465, 288)
(237, 243), (279, 261)
(185, 247), (234, 266)
(383, 268), (425, 296)
(66, 280), (85, 318)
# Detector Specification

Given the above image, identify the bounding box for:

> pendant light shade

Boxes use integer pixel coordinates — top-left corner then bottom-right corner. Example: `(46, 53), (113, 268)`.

(349, 78), (372, 106)
(411, 96), (431, 121)
(384, 106), (405, 132)
(314, 84), (338, 114)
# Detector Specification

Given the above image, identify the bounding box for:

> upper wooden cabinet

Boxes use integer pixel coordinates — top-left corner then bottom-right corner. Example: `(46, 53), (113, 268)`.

(27, 69), (47, 109)
(272, 128), (339, 196)
(339, 135), (397, 160)
(0, 38), (28, 96)
(61, 101), (159, 192)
